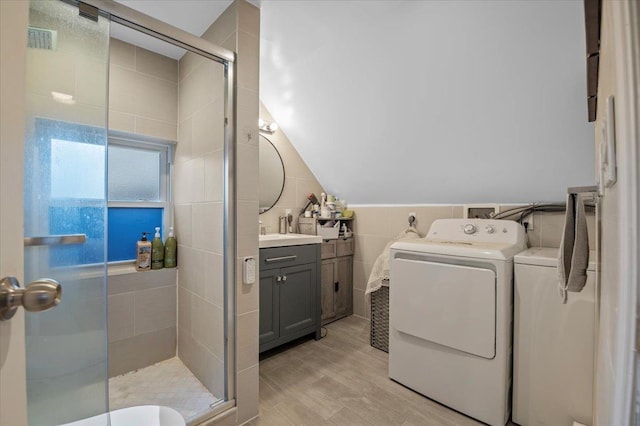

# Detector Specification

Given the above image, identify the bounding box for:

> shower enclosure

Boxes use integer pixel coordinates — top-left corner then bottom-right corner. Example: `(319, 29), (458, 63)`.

(22, 1), (235, 424)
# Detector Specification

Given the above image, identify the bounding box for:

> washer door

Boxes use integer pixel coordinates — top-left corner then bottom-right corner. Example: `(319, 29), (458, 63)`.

(391, 258), (496, 359)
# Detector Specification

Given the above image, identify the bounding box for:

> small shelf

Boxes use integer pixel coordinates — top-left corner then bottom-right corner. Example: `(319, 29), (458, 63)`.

(299, 217), (353, 239)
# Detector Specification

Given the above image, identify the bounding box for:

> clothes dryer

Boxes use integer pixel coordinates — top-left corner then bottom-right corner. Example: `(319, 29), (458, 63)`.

(389, 219), (526, 426)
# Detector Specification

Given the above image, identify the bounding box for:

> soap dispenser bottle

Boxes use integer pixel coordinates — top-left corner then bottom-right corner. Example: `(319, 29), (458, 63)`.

(164, 227), (177, 268)
(136, 232), (152, 271)
(151, 227), (164, 270)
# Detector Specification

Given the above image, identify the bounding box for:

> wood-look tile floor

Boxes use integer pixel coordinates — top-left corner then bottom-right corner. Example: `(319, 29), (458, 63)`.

(252, 316), (515, 426)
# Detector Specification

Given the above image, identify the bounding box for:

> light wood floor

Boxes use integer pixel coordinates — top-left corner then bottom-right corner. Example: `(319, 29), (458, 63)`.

(251, 315), (513, 426)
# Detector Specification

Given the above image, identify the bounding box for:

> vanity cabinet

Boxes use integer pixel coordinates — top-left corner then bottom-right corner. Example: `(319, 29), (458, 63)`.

(320, 238), (354, 325)
(259, 244), (321, 353)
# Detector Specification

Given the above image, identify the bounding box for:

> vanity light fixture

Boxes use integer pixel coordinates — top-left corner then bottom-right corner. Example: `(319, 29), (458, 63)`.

(258, 118), (278, 133)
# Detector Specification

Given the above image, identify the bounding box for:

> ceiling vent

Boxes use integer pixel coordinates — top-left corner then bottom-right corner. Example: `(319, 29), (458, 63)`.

(27, 27), (57, 50)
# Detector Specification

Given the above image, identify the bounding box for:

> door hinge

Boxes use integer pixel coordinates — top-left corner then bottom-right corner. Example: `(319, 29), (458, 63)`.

(79, 2), (99, 22)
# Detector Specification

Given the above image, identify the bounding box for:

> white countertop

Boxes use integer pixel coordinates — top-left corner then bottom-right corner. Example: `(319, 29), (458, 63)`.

(259, 233), (322, 248)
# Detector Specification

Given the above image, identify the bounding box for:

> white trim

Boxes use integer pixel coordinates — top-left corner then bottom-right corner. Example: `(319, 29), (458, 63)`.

(619, 0), (640, 422)
(604, 1), (640, 424)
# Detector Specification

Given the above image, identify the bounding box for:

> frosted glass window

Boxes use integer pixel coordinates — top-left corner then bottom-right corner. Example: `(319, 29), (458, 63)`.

(51, 139), (105, 199)
(108, 145), (161, 201)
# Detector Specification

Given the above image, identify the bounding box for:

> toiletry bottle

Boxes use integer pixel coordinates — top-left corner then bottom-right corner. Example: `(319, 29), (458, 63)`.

(279, 216), (287, 234)
(164, 227), (177, 268)
(151, 227), (164, 270)
(136, 232), (152, 271)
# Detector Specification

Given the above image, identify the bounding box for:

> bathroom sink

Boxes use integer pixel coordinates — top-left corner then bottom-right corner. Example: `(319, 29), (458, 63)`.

(259, 233), (322, 248)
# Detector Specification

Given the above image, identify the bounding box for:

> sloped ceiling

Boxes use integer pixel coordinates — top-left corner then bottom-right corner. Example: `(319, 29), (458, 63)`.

(259, 1), (594, 204)
(111, 0), (594, 204)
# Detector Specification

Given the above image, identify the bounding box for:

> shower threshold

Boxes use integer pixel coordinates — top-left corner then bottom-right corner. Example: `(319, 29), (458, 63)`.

(109, 357), (221, 423)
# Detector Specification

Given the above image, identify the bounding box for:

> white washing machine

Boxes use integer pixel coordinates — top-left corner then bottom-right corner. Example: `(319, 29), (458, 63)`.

(512, 247), (596, 426)
(389, 219), (526, 426)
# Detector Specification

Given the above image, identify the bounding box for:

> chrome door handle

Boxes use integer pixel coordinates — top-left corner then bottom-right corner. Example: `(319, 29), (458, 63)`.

(24, 233), (86, 247)
(0, 276), (62, 321)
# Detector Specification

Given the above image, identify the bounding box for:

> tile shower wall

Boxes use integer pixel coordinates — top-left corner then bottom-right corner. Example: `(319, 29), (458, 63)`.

(108, 268), (177, 377)
(258, 102), (325, 233)
(108, 38), (178, 141)
(196, 1), (262, 423)
(175, 44), (226, 397)
(106, 39), (180, 377)
(351, 205), (596, 319)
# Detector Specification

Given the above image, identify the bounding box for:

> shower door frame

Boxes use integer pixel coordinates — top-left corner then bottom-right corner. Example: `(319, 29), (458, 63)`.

(69, 0), (238, 418)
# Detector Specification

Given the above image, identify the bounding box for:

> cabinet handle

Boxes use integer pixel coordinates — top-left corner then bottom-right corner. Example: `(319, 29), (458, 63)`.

(334, 281), (339, 292)
(276, 276), (282, 282)
(265, 255), (297, 263)
(282, 275), (287, 282)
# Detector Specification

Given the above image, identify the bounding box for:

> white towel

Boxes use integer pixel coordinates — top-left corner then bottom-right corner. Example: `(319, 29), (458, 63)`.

(558, 193), (589, 303)
(365, 227), (422, 295)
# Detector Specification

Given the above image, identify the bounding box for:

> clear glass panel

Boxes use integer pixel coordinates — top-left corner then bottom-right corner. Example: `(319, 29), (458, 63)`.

(173, 50), (228, 416)
(108, 145), (161, 201)
(24, 1), (109, 425)
(104, 21), (229, 422)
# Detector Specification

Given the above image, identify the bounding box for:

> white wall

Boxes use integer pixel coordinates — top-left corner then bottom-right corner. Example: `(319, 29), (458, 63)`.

(260, 1), (594, 204)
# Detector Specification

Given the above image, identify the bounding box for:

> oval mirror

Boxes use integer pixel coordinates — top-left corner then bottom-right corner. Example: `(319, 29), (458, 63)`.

(259, 135), (285, 214)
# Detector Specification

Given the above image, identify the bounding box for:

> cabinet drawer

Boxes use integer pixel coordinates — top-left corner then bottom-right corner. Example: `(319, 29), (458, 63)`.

(321, 240), (337, 259)
(260, 244), (318, 269)
(336, 238), (354, 257)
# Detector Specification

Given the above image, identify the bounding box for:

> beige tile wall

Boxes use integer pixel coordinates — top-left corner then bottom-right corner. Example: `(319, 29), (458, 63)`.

(175, 44), (226, 398)
(109, 38), (178, 141)
(258, 102), (325, 233)
(199, 1), (261, 424)
(25, 3), (109, 129)
(105, 38), (180, 379)
(351, 204), (596, 318)
(107, 268), (177, 377)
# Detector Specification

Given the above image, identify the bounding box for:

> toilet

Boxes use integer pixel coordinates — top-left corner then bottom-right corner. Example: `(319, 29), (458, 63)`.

(512, 247), (596, 426)
(60, 405), (185, 426)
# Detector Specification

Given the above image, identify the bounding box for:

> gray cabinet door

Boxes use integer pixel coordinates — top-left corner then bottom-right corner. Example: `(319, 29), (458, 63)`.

(321, 259), (336, 322)
(279, 263), (317, 336)
(259, 268), (280, 345)
(335, 256), (353, 317)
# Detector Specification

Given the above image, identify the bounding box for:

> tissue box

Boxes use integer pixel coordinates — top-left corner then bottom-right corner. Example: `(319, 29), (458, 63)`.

(317, 223), (339, 239)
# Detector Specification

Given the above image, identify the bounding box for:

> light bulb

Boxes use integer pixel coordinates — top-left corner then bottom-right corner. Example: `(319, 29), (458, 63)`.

(268, 122), (279, 132)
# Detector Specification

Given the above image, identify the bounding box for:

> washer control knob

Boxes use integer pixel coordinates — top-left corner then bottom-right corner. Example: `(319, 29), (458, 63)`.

(463, 224), (477, 235)
(485, 225), (495, 234)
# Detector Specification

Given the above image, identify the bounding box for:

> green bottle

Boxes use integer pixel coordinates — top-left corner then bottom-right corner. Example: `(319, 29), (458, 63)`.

(151, 226), (164, 270)
(164, 227), (177, 268)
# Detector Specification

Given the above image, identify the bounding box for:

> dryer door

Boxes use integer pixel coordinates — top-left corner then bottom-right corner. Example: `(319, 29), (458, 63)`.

(391, 258), (496, 359)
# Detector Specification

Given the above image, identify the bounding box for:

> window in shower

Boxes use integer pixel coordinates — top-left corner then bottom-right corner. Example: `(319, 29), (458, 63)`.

(107, 138), (172, 262)
(35, 120), (173, 265)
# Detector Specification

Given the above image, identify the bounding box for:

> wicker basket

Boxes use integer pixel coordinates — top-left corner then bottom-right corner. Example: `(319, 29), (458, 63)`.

(370, 283), (389, 353)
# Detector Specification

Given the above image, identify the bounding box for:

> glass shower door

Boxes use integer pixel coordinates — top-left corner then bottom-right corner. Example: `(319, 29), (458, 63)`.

(23, 1), (110, 425)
